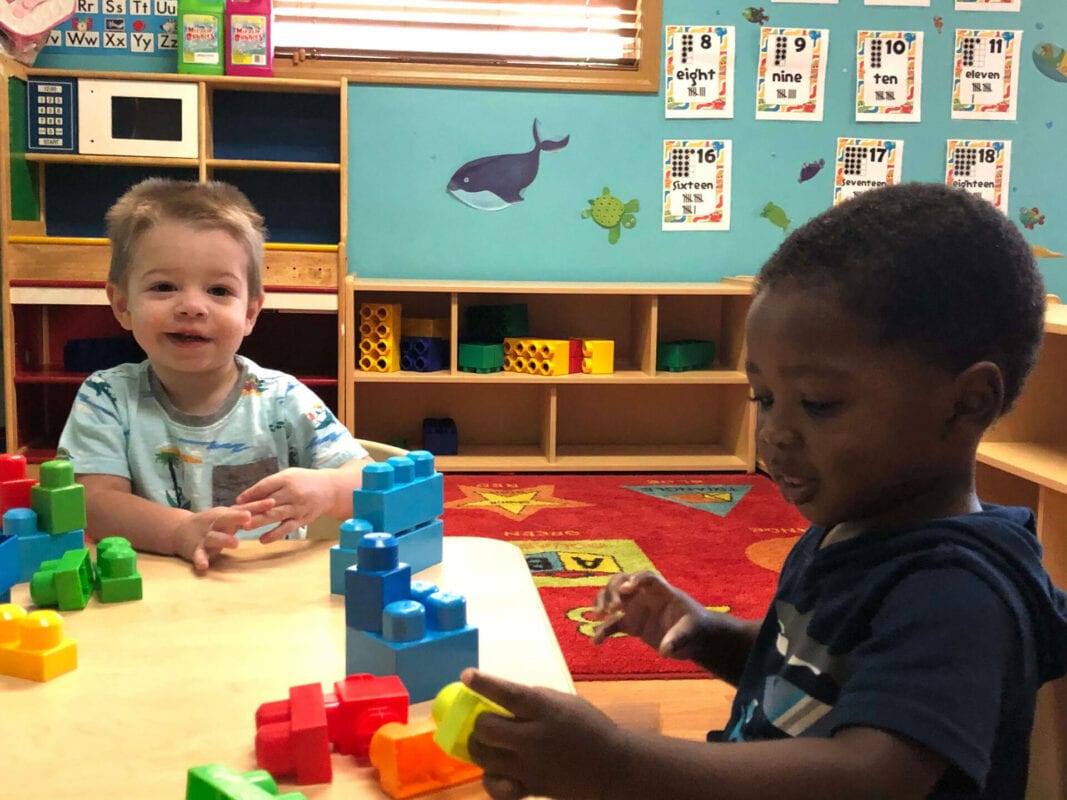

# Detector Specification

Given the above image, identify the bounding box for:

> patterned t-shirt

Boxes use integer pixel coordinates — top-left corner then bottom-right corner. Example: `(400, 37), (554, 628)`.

(58, 355), (367, 539)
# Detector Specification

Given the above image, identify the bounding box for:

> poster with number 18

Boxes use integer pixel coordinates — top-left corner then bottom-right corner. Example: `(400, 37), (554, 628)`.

(945, 139), (1012, 213)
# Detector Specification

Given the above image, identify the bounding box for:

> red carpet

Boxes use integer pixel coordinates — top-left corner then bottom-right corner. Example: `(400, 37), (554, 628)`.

(442, 473), (808, 681)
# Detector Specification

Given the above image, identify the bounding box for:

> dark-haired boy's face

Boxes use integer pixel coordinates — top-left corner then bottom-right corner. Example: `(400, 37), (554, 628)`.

(745, 280), (963, 536)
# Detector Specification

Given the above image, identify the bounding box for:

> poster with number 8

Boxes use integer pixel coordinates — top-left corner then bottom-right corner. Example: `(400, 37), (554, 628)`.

(662, 140), (732, 231)
(756, 28), (830, 121)
(665, 26), (736, 118)
(945, 139), (1012, 213)
(951, 29), (1022, 119)
(833, 138), (904, 205)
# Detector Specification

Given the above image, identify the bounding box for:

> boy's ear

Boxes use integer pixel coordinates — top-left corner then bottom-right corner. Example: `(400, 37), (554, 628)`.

(106, 282), (133, 331)
(947, 361), (1005, 433)
(244, 293), (265, 335)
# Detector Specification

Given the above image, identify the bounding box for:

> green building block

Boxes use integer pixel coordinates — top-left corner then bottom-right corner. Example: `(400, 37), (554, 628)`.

(95, 537), (143, 603)
(656, 339), (716, 372)
(186, 764), (308, 800)
(30, 460), (87, 535)
(30, 548), (94, 611)
(464, 303), (528, 341)
(458, 342), (505, 373)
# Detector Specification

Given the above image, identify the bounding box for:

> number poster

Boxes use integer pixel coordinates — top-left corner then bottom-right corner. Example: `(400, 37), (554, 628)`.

(945, 139), (1012, 213)
(756, 28), (830, 121)
(833, 138), (904, 205)
(771, 0), (838, 4)
(662, 140), (732, 231)
(865, 0), (929, 6)
(665, 26), (736, 118)
(951, 29), (1022, 119)
(856, 31), (924, 122)
(956, 0), (1022, 11)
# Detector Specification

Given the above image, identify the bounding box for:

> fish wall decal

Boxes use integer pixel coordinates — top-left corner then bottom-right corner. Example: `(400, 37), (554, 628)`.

(447, 119), (570, 211)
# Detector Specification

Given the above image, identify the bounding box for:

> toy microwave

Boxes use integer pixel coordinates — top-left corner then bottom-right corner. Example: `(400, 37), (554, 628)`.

(26, 77), (199, 158)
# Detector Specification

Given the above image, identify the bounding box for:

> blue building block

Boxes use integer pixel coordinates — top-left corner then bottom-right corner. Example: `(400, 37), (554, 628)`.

(422, 418), (458, 456)
(5, 508), (84, 582)
(329, 518), (373, 595)
(400, 337), (449, 372)
(396, 518), (443, 575)
(344, 533), (411, 633)
(346, 592), (479, 703)
(0, 533), (17, 603)
(352, 452), (443, 535)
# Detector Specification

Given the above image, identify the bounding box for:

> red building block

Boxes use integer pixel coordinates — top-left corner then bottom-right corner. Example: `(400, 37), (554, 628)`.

(324, 673), (409, 757)
(255, 683), (332, 785)
(0, 453), (36, 522)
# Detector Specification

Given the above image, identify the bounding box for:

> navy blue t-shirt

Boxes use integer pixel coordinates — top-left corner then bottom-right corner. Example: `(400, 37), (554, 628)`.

(715, 505), (1067, 798)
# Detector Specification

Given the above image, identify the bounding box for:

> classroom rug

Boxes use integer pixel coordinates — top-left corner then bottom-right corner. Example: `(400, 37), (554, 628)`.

(441, 473), (808, 681)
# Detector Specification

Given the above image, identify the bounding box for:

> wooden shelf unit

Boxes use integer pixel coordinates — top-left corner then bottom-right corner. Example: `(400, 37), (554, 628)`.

(0, 57), (349, 459)
(975, 302), (1067, 800)
(344, 277), (756, 473)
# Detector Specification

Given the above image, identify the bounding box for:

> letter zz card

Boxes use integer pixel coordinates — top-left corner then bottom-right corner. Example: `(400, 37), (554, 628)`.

(662, 140), (732, 231)
(951, 29), (1023, 120)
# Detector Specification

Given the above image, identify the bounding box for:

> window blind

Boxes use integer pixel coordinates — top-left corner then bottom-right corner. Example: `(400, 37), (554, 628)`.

(273, 0), (643, 69)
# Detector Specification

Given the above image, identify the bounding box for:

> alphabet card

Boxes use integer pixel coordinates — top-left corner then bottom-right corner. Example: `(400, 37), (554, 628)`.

(833, 138), (904, 205)
(856, 31), (923, 122)
(662, 140), (732, 231)
(945, 139), (1012, 213)
(665, 26), (736, 118)
(951, 29), (1022, 119)
(956, 0), (1022, 11)
(756, 28), (829, 121)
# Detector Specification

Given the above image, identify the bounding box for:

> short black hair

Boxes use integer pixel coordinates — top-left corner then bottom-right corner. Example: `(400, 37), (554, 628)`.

(755, 182), (1046, 412)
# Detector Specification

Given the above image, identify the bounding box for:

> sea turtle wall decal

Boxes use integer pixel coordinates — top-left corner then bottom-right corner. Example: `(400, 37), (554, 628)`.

(582, 187), (639, 244)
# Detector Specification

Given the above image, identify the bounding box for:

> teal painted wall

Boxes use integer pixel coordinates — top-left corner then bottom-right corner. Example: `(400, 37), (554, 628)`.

(347, 0), (1067, 298)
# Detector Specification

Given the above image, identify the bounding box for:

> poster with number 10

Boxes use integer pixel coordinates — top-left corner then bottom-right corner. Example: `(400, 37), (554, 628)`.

(662, 140), (732, 231)
(756, 28), (829, 121)
(951, 29), (1022, 119)
(856, 31), (924, 122)
(665, 26), (736, 118)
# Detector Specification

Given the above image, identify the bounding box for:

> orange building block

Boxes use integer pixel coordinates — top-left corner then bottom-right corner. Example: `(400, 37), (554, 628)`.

(368, 719), (482, 799)
(0, 603), (77, 681)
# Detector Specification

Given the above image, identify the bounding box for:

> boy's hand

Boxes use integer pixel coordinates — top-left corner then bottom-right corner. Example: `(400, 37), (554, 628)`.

(236, 468), (333, 543)
(172, 500), (274, 571)
(592, 570), (713, 660)
(462, 668), (626, 800)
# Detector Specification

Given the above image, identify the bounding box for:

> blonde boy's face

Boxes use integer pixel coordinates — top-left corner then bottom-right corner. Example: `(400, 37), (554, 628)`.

(107, 220), (263, 390)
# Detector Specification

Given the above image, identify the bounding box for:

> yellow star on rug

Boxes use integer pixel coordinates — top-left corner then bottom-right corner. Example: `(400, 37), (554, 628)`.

(446, 484), (592, 520)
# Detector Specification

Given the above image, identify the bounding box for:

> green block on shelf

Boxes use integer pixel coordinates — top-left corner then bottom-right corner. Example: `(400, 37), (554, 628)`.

(30, 547), (94, 611)
(656, 339), (716, 372)
(458, 342), (505, 372)
(95, 537), (143, 603)
(464, 303), (528, 341)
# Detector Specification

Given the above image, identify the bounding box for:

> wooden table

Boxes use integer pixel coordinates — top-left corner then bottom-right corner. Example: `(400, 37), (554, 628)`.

(1, 536), (574, 798)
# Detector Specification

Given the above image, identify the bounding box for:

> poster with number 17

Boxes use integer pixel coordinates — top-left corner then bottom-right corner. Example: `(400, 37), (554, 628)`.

(833, 138), (904, 205)
(756, 28), (829, 121)
(662, 140), (732, 231)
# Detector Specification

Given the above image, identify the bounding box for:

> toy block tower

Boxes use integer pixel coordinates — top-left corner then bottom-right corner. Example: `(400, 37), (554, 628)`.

(351, 451), (444, 574)
(345, 532), (478, 703)
(31, 459), (87, 535)
(329, 518), (374, 595)
(0, 453), (36, 520)
(6, 507), (85, 583)
(0, 603), (77, 681)
(358, 302), (401, 373)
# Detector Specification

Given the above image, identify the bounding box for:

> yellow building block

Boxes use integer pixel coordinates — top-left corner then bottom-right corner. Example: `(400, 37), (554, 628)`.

(503, 338), (570, 375)
(431, 681), (513, 764)
(359, 302), (402, 372)
(0, 603), (77, 682)
(401, 317), (449, 339)
(581, 339), (615, 374)
(369, 719), (482, 798)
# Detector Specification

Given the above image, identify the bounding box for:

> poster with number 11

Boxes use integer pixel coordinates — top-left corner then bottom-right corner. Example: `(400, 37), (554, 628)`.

(951, 29), (1022, 119)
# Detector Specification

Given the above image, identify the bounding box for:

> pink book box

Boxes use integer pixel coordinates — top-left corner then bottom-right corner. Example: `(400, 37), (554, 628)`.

(0, 0), (74, 63)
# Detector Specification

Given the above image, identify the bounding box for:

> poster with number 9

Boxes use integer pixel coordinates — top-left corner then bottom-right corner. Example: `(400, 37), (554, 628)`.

(756, 28), (830, 121)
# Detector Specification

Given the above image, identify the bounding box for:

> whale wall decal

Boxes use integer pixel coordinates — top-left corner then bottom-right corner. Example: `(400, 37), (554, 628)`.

(447, 119), (570, 211)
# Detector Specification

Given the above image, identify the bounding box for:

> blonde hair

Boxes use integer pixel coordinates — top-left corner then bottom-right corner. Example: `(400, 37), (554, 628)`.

(105, 178), (267, 297)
